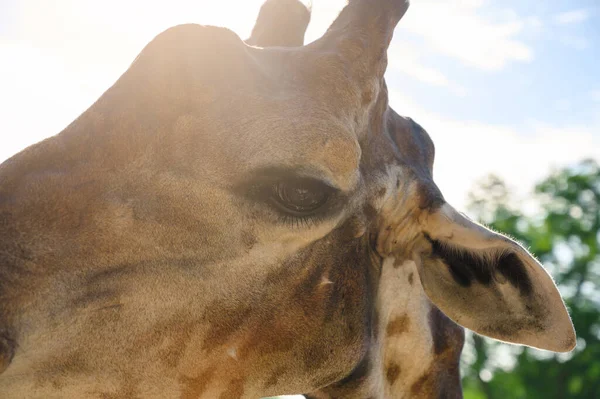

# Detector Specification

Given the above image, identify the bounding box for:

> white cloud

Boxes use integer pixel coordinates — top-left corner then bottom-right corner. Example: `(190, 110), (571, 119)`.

(0, 39), (110, 162)
(525, 16), (544, 31)
(389, 91), (600, 209)
(559, 35), (590, 50)
(388, 41), (467, 96)
(397, 0), (534, 71)
(553, 9), (591, 25)
(553, 99), (571, 112)
(12, 0), (265, 43)
(548, 9), (591, 51)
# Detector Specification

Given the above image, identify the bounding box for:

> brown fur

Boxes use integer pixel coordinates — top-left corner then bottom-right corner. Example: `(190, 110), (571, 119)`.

(386, 315), (410, 337)
(385, 363), (401, 386)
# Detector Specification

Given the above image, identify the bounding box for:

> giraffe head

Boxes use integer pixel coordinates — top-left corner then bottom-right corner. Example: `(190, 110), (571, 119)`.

(0, 0), (574, 397)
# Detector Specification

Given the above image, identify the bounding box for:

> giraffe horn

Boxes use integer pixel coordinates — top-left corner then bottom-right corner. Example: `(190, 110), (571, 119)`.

(312, 0), (409, 80)
(246, 0), (311, 47)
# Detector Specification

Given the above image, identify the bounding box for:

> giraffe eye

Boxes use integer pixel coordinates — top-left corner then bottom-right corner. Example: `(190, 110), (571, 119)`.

(271, 178), (332, 216)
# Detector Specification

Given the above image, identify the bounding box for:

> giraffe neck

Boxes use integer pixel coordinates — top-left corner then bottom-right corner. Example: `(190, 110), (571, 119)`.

(378, 257), (465, 398)
(378, 257), (433, 397)
(305, 258), (465, 399)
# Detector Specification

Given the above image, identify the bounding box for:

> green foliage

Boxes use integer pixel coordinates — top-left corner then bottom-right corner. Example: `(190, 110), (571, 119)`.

(463, 159), (600, 398)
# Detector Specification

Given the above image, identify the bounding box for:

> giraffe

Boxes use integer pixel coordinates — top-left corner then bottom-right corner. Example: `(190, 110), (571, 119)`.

(247, 3), (465, 398)
(0, 1), (575, 398)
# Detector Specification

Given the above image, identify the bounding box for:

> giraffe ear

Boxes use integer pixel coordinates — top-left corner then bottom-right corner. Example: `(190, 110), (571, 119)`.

(415, 203), (576, 352)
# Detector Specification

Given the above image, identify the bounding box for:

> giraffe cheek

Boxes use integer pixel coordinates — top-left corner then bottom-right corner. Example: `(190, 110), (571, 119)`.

(373, 177), (439, 259)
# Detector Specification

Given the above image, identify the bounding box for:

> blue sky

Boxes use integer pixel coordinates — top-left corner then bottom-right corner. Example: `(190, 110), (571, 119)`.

(1, 0), (599, 208)
(388, 0), (600, 128)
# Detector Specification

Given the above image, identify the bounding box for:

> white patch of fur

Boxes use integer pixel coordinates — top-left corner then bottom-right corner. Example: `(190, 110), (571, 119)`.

(319, 276), (333, 286)
(227, 347), (238, 361)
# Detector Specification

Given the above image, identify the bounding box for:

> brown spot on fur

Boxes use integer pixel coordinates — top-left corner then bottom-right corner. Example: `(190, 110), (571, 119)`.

(408, 272), (414, 285)
(386, 362), (401, 385)
(410, 360), (463, 399)
(361, 88), (374, 105)
(180, 367), (217, 399)
(410, 366), (435, 397)
(219, 378), (244, 399)
(386, 314), (409, 337)
(201, 303), (252, 351)
(158, 322), (197, 369)
(405, 307), (465, 398)
(393, 258), (405, 268)
(264, 368), (285, 389)
(240, 230), (257, 251)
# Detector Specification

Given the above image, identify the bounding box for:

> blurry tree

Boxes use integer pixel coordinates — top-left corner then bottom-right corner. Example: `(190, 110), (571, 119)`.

(462, 159), (600, 399)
